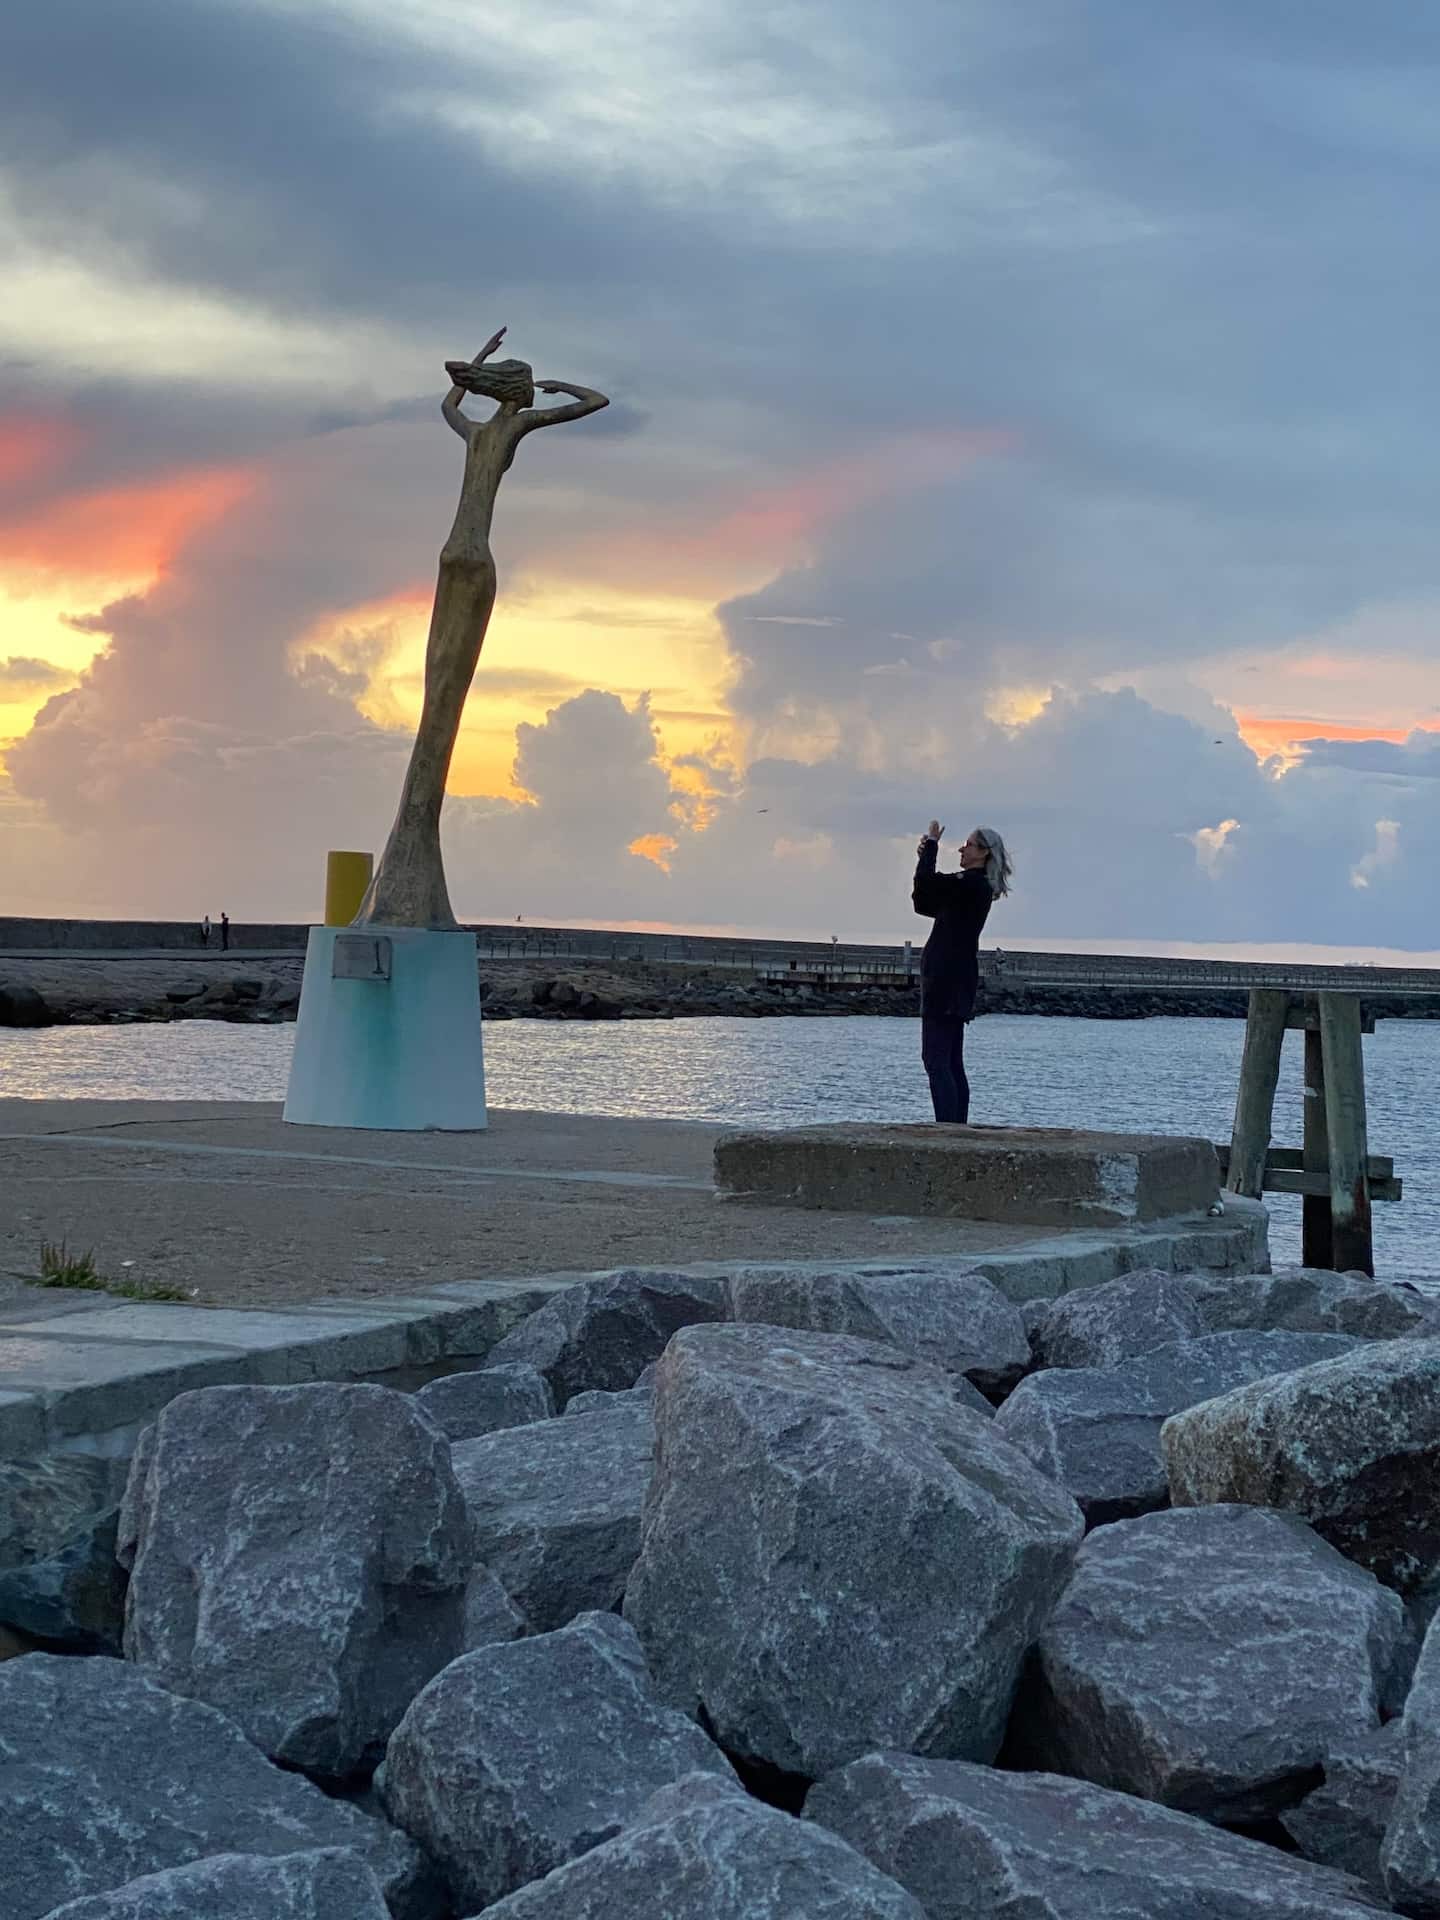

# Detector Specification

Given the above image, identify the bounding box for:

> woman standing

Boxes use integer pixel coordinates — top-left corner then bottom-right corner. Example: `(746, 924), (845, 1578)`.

(911, 819), (1012, 1122)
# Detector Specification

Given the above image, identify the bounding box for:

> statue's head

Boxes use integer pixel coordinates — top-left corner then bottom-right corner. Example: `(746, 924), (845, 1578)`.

(445, 356), (535, 409)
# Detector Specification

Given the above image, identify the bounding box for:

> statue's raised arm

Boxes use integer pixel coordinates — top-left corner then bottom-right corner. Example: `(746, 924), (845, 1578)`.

(520, 380), (610, 432)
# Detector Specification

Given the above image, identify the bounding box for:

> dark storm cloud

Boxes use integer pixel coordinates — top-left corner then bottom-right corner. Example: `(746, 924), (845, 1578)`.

(5, 0), (1440, 946)
(1, 0), (635, 313)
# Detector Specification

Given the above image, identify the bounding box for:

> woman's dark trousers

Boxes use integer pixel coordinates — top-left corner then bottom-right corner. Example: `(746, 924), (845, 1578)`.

(921, 1015), (970, 1123)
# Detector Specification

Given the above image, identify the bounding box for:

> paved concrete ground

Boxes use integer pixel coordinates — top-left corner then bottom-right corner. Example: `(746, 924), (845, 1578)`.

(0, 1100), (1268, 1460)
(0, 1101), (1053, 1310)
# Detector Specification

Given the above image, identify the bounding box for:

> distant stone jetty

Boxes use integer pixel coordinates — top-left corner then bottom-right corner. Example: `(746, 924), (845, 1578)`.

(3, 917), (1439, 1028)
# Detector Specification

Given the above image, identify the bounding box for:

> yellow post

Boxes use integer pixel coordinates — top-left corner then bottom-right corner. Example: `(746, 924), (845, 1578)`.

(324, 851), (373, 927)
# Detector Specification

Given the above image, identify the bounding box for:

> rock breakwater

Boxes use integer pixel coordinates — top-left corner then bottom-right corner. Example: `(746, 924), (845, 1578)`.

(7, 952), (1440, 1029)
(4, 1257), (1440, 1915)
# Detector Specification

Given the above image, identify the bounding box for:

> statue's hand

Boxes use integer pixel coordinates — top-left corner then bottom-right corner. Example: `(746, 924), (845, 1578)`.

(536, 381), (564, 395)
(478, 327), (507, 360)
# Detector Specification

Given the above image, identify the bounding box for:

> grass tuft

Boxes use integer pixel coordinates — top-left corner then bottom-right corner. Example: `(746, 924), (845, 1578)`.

(110, 1275), (191, 1303)
(37, 1239), (107, 1290)
(34, 1239), (193, 1303)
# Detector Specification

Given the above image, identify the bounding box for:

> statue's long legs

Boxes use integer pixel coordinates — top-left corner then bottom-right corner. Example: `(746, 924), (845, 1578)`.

(356, 554), (497, 929)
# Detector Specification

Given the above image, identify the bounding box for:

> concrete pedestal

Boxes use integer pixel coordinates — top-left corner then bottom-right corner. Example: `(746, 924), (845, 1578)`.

(714, 1124), (1220, 1228)
(283, 925), (487, 1131)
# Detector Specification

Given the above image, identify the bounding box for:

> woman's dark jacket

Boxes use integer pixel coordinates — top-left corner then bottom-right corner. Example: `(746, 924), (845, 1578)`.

(912, 841), (994, 1020)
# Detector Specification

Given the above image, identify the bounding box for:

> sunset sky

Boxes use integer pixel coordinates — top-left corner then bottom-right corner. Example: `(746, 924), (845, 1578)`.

(2, 0), (1438, 955)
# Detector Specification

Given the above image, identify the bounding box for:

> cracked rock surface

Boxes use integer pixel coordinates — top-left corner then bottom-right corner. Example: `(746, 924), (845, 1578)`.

(624, 1322), (1082, 1780)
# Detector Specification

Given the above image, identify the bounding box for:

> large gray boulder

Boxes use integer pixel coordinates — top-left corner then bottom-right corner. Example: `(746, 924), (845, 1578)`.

(120, 1382), (472, 1780)
(378, 1612), (734, 1913)
(1028, 1267), (1207, 1369)
(1383, 1610), (1440, 1913)
(725, 1263), (1028, 1397)
(0, 980), (51, 1026)
(1163, 1337), (1440, 1593)
(807, 1751), (1387, 1919)
(1282, 1721), (1404, 1894)
(43, 1850), (391, 1920)
(483, 1269), (727, 1406)
(623, 1323), (1082, 1781)
(994, 1329), (1357, 1523)
(1188, 1265), (1440, 1340)
(452, 1396), (653, 1630)
(1012, 1504), (1403, 1825)
(0, 1455), (127, 1570)
(471, 1771), (926, 1919)
(0, 1505), (125, 1652)
(0, 1655), (432, 1920)
(413, 1362), (553, 1440)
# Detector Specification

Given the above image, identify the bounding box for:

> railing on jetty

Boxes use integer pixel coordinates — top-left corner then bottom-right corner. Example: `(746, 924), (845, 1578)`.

(467, 929), (1440, 999)
(989, 950), (1440, 993)
(1222, 990), (1397, 1275)
(2, 916), (1439, 1003)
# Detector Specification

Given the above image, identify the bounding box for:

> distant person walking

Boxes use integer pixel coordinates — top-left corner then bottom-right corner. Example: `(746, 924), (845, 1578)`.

(220, 912), (230, 952)
(912, 820), (1011, 1123)
(201, 915), (211, 948)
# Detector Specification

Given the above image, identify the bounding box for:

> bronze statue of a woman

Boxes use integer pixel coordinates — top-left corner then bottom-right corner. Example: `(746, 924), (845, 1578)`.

(354, 328), (608, 929)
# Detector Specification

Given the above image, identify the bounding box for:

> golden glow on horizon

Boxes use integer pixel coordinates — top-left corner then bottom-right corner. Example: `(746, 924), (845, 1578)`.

(295, 576), (737, 798)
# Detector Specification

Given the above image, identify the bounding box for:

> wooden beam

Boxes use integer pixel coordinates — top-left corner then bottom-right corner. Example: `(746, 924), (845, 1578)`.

(1214, 1145), (1395, 1180)
(1319, 992), (1375, 1276)
(1226, 989), (1289, 1198)
(1285, 1000), (1376, 1034)
(1247, 1168), (1401, 1203)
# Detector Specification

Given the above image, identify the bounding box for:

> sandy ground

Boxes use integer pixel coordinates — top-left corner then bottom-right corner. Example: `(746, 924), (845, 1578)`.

(0, 1101), (1031, 1309)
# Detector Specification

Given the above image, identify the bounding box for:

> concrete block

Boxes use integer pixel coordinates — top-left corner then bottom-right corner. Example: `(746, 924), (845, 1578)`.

(714, 1125), (1221, 1229)
(5, 1304), (423, 1386)
(0, 1334), (251, 1444)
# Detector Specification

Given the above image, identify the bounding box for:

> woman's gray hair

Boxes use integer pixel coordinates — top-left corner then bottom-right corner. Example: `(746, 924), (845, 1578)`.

(973, 826), (1013, 898)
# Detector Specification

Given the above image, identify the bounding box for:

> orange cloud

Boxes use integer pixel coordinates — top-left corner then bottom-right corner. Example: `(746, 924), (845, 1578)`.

(0, 464), (256, 586)
(1235, 713), (1413, 758)
(628, 831), (678, 871)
